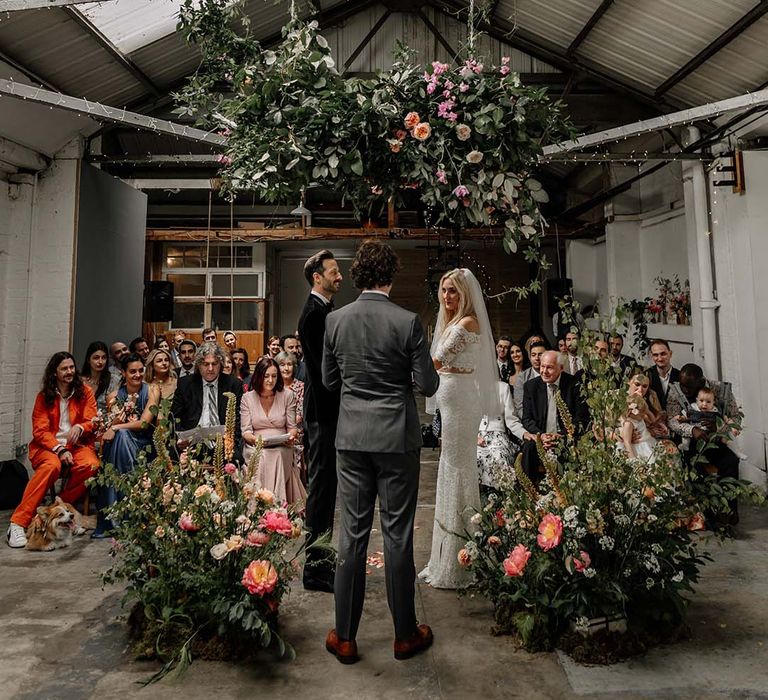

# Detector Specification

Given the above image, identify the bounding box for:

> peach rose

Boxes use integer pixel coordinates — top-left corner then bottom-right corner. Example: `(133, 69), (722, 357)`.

(388, 139), (402, 153)
(487, 535), (502, 547)
(502, 544), (531, 577)
(537, 513), (563, 551)
(241, 560), (278, 596)
(412, 122), (432, 141)
(404, 111), (420, 129)
(457, 548), (472, 567)
(256, 489), (275, 504)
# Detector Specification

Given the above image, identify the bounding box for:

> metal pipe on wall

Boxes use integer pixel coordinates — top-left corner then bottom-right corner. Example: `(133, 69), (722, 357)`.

(683, 126), (720, 379)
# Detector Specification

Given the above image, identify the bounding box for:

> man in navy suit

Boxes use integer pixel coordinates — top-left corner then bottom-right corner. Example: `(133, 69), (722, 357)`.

(521, 350), (588, 481)
(298, 249), (343, 593)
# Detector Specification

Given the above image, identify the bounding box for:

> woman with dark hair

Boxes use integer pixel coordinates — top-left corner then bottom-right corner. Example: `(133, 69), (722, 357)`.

(508, 341), (531, 390)
(276, 350), (306, 485)
(7, 352), (99, 548)
(241, 356), (303, 504)
(154, 336), (171, 353)
(231, 347), (251, 388)
(81, 341), (111, 411)
(95, 353), (161, 537)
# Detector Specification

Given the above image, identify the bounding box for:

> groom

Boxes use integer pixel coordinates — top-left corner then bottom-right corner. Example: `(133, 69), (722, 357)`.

(322, 240), (439, 664)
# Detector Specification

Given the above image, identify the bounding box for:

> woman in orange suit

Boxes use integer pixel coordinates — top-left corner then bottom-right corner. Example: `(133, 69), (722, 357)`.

(6, 352), (99, 548)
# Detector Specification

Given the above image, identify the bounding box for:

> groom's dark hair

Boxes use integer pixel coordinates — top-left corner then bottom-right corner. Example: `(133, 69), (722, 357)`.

(350, 239), (401, 290)
(303, 249), (335, 286)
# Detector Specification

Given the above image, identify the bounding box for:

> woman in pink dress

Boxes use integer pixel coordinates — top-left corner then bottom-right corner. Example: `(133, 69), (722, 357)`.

(240, 356), (305, 504)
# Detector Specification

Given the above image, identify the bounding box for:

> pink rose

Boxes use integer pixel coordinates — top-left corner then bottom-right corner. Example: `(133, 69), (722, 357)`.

(502, 544), (531, 577)
(537, 513), (563, 551)
(436, 169), (448, 184)
(241, 560), (278, 596)
(500, 65), (510, 76)
(453, 185), (469, 198)
(178, 512), (199, 532)
(259, 509), (293, 536)
(246, 530), (271, 547)
(224, 462), (237, 475)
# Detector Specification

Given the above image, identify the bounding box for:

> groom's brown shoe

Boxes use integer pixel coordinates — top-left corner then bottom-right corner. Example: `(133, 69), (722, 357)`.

(394, 624), (433, 660)
(325, 629), (359, 664)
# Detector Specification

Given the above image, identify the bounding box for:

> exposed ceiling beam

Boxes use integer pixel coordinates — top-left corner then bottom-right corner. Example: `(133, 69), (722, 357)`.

(655, 0), (768, 98)
(0, 0), (116, 8)
(543, 152), (714, 163)
(430, 0), (671, 113)
(0, 78), (227, 145)
(343, 9), (392, 73)
(566, 0), (614, 57)
(62, 6), (162, 97)
(89, 154), (221, 165)
(418, 8), (457, 59)
(0, 48), (62, 92)
(542, 87), (768, 155)
(0, 135), (49, 170)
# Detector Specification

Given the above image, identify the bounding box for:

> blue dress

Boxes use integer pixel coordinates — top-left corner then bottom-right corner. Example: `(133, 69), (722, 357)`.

(94, 384), (153, 535)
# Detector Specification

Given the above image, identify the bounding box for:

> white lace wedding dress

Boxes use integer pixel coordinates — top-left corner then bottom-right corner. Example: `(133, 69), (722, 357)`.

(419, 325), (482, 589)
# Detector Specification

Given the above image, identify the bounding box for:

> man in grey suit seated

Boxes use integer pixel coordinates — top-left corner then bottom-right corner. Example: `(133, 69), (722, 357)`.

(322, 240), (439, 664)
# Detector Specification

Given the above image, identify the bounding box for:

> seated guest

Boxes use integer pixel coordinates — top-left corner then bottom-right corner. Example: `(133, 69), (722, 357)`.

(627, 370), (668, 438)
(7, 352), (99, 548)
(95, 353), (161, 537)
(514, 340), (546, 416)
(129, 336), (150, 364)
(620, 395), (658, 463)
(495, 336), (513, 382)
(562, 330), (582, 375)
(276, 350), (306, 485)
(231, 347), (252, 388)
(144, 348), (177, 400)
(609, 333), (634, 376)
(154, 336), (171, 353)
(521, 351), (588, 481)
(202, 327), (217, 344)
(267, 335), (281, 358)
(508, 340), (530, 389)
(171, 342), (243, 462)
(241, 356), (304, 504)
(478, 380), (534, 492)
(523, 331), (547, 357)
(281, 334), (306, 381)
(557, 334), (568, 354)
(108, 340), (129, 390)
(223, 330), (238, 351)
(223, 354), (234, 375)
(81, 341), (111, 412)
(170, 330), (186, 369)
(667, 363), (742, 523)
(646, 339), (679, 412)
(176, 339), (197, 378)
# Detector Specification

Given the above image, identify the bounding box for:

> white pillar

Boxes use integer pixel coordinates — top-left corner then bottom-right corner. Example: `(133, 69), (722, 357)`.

(682, 126), (720, 379)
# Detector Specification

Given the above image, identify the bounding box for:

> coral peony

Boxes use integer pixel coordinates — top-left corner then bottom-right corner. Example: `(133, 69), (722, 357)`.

(412, 122), (432, 141)
(537, 513), (563, 551)
(404, 112), (420, 129)
(178, 512), (199, 532)
(457, 548), (472, 567)
(259, 509), (293, 536)
(502, 544), (531, 577)
(241, 560), (278, 596)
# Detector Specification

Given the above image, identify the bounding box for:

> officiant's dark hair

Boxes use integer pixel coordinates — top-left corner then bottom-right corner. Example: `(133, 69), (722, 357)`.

(350, 239), (400, 289)
(304, 249), (335, 286)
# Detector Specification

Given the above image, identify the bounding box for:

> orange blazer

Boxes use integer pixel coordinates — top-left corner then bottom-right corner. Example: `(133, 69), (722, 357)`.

(29, 386), (97, 459)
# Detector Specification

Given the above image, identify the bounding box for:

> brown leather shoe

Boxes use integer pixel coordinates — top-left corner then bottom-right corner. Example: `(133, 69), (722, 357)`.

(325, 629), (359, 665)
(394, 623), (433, 660)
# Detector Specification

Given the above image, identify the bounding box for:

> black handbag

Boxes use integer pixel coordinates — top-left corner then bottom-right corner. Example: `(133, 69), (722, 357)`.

(0, 460), (29, 510)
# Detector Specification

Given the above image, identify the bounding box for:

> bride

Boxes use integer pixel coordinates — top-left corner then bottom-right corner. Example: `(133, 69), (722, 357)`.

(420, 268), (501, 589)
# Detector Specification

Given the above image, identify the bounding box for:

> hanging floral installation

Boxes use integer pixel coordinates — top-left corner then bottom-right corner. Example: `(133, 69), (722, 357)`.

(175, 0), (574, 293)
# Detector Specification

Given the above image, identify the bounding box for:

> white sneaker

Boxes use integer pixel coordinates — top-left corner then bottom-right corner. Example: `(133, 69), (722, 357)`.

(6, 523), (27, 548)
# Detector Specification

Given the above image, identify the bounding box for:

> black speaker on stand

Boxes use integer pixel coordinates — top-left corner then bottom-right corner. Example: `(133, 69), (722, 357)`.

(144, 280), (174, 323)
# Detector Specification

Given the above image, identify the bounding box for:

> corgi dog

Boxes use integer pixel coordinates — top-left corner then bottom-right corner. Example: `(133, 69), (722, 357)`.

(26, 497), (76, 551)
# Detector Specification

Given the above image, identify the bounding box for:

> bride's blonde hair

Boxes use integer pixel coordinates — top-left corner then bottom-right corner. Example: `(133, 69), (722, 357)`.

(437, 268), (476, 335)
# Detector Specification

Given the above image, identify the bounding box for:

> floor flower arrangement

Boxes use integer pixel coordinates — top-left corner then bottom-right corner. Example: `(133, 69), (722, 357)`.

(96, 394), (307, 681)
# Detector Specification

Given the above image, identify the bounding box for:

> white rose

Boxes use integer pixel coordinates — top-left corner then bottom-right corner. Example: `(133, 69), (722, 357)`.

(466, 150), (484, 164)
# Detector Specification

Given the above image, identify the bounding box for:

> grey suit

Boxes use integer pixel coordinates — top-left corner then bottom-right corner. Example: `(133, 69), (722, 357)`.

(322, 291), (439, 640)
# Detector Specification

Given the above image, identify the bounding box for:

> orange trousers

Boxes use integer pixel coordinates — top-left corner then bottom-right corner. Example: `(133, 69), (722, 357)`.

(11, 445), (99, 528)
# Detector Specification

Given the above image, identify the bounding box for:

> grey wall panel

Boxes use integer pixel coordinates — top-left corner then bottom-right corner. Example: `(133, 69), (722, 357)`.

(73, 163), (147, 365)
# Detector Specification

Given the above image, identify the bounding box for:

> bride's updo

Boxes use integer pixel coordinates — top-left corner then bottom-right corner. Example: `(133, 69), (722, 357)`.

(438, 268), (476, 332)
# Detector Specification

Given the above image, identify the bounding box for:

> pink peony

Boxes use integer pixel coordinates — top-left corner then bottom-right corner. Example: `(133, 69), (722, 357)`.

(246, 530), (271, 547)
(241, 560), (278, 596)
(259, 509), (293, 536)
(224, 462), (237, 475)
(453, 185), (469, 198)
(502, 544), (531, 577)
(537, 513), (563, 551)
(178, 512), (199, 532)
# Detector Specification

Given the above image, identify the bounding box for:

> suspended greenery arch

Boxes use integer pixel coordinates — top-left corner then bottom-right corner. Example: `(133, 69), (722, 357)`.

(176, 0), (574, 296)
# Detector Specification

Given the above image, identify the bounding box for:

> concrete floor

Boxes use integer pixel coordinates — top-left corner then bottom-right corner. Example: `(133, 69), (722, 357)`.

(2, 445), (767, 700)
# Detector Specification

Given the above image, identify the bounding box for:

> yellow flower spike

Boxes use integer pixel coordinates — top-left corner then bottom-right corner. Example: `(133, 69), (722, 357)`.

(223, 392), (236, 461)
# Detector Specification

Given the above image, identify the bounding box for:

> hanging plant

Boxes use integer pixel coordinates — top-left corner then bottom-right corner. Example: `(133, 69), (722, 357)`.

(176, 0), (574, 293)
